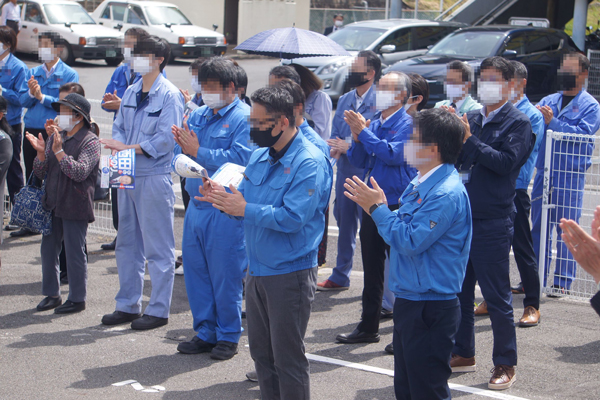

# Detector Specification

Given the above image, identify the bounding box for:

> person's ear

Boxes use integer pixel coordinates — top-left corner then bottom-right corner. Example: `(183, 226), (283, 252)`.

(415, 95), (423, 106)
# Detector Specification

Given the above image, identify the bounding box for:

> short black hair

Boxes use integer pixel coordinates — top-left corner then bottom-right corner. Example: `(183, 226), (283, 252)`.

(198, 56), (237, 88)
(269, 66), (301, 85)
(510, 60), (527, 80)
(190, 57), (206, 74)
(408, 73), (429, 111)
(133, 35), (170, 72)
(38, 31), (65, 47)
(447, 60), (473, 83)
(564, 52), (590, 72)
(251, 85), (296, 127)
(59, 82), (85, 96)
(234, 65), (248, 90)
(480, 56), (514, 82)
(275, 78), (305, 112)
(414, 108), (465, 164)
(0, 26), (17, 52)
(357, 50), (382, 81)
(333, 14), (343, 19)
(124, 27), (149, 40)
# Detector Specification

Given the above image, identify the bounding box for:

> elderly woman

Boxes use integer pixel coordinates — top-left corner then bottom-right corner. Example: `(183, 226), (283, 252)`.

(0, 96), (13, 244)
(26, 93), (100, 314)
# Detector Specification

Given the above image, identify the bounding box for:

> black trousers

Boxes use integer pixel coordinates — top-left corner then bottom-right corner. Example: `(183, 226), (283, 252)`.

(6, 123), (24, 203)
(22, 128), (47, 181)
(111, 188), (119, 231)
(393, 298), (460, 400)
(357, 204), (399, 334)
(513, 189), (540, 309)
(5, 20), (19, 35)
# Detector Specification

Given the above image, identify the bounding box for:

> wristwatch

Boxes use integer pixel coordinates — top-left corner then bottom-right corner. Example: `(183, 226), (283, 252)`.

(369, 202), (386, 215)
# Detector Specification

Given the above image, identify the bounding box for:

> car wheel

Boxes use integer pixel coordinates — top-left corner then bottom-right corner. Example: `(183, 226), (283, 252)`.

(105, 56), (123, 67)
(60, 43), (75, 65)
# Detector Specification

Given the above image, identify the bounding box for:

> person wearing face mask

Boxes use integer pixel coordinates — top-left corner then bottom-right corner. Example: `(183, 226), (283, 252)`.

(26, 93), (101, 314)
(452, 57), (534, 390)
(336, 71), (417, 345)
(435, 60), (482, 116)
(0, 26), (27, 218)
(169, 57), (252, 360)
(100, 36), (184, 331)
(530, 52), (600, 295)
(344, 108), (471, 400)
(324, 14), (344, 36)
(15, 32), (78, 238)
(233, 63), (252, 107)
(198, 84), (332, 400)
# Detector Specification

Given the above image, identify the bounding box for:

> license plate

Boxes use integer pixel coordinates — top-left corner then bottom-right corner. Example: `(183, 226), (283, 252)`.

(106, 49), (117, 58)
(200, 47), (212, 56)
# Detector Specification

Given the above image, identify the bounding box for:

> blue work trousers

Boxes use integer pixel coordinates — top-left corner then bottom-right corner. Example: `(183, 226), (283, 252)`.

(454, 215), (518, 367)
(114, 174), (175, 319)
(182, 205), (247, 344)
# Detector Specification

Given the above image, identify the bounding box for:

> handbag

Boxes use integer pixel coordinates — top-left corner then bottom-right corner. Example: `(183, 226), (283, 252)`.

(9, 174), (53, 235)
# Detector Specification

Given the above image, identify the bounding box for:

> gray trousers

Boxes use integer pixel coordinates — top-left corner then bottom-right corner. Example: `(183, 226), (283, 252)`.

(41, 215), (88, 302)
(247, 267), (317, 400)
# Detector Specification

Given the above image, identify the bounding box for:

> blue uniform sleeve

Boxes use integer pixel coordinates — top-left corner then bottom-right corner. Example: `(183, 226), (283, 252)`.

(112, 101), (127, 143)
(101, 68), (120, 113)
(462, 118), (532, 176)
(139, 91), (183, 159)
(547, 102), (600, 136)
(330, 95), (347, 140)
(41, 69), (79, 109)
(371, 192), (456, 256)
(357, 123), (410, 166)
(531, 110), (545, 154)
(244, 158), (326, 233)
(347, 139), (371, 169)
(2, 64), (27, 107)
(19, 69), (38, 109)
(195, 113), (253, 169)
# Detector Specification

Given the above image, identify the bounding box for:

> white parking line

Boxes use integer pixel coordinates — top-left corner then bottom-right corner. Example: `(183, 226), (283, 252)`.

(306, 353), (530, 400)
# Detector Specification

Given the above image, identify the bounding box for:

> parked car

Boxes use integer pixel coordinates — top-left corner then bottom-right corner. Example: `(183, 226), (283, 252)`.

(384, 26), (581, 107)
(9, 0), (123, 65)
(90, 0), (227, 61)
(289, 19), (466, 101)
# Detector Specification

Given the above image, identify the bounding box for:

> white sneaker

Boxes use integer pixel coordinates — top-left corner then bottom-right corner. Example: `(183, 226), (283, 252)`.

(175, 265), (184, 275)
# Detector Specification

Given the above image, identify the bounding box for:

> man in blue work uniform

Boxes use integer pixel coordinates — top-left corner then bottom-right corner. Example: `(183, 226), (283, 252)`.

(451, 57), (534, 390)
(15, 31), (78, 238)
(171, 57), (252, 360)
(0, 26), (27, 207)
(318, 50), (378, 291)
(336, 71), (417, 344)
(344, 108), (472, 400)
(531, 52), (600, 294)
(199, 85), (332, 400)
(100, 36), (184, 330)
(435, 60), (482, 116)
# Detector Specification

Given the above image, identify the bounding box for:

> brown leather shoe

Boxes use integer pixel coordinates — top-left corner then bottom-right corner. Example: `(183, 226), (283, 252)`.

(450, 353), (476, 373)
(474, 300), (489, 316)
(518, 306), (540, 327)
(488, 365), (516, 390)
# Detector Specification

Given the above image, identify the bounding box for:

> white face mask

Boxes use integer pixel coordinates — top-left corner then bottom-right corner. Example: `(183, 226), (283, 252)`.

(477, 81), (505, 106)
(509, 87), (520, 103)
(131, 56), (153, 76)
(123, 47), (133, 63)
(202, 92), (227, 110)
(57, 114), (77, 132)
(191, 77), (202, 94)
(334, 20), (343, 27)
(445, 83), (465, 102)
(38, 47), (55, 63)
(404, 141), (432, 170)
(403, 95), (418, 112)
(375, 90), (398, 111)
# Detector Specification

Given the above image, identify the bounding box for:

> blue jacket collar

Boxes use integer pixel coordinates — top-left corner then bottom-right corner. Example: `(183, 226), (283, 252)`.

(33, 59), (65, 77)
(374, 106), (409, 129)
(557, 89), (586, 118)
(257, 129), (304, 168)
(471, 101), (513, 128)
(408, 163), (455, 199)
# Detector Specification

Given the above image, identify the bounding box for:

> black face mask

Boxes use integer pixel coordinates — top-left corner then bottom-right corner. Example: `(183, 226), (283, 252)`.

(557, 72), (578, 92)
(347, 72), (370, 88)
(250, 125), (284, 148)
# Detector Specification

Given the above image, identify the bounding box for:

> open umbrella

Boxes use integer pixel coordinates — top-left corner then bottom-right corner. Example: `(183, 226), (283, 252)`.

(235, 27), (351, 59)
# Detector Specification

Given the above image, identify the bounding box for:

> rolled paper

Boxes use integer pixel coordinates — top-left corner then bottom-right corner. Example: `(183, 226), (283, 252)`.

(172, 154), (209, 179)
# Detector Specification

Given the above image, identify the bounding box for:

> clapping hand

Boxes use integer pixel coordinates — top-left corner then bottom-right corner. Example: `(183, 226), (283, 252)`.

(536, 105), (554, 125)
(172, 121), (200, 157)
(102, 90), (122, 110)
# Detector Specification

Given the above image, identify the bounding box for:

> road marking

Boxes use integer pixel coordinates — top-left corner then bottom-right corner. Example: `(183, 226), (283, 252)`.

(306, 353), (530, 400)
(112, 381), (166, 393)
(112, 380), (137, 386)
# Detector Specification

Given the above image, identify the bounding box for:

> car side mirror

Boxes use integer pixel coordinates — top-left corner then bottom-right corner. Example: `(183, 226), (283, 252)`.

(213, 24), (218, 31)
(115, 23), (123, 31)
(502, 49), (517, 59)
(380, 44), (396, 54)
(427, 44), (433, 50)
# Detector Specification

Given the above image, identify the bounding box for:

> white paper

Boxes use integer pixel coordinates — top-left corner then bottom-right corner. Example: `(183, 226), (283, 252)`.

(172, 154), (208, 179)
(211, 162), (246, 189)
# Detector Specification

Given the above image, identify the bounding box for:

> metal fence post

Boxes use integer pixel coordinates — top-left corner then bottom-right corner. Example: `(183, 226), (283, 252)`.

(538, 130), (555, 298)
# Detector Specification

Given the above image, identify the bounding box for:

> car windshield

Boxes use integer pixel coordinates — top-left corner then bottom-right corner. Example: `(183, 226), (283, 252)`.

(145, 6), (191, 25)
(428, 31), (505, 58)
(43, 4), (96, 24)
(328, 27), (386, 51)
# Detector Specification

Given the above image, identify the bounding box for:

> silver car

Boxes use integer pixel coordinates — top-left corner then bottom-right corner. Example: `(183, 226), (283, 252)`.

(291, 19), (466, 101)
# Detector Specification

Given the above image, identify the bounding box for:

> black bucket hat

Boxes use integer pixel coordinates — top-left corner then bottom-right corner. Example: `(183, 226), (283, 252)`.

(51, 93), (91, 124)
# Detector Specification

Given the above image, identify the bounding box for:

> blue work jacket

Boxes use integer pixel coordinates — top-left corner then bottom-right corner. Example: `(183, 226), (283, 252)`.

(347, 107), (417, 206)
(113, 73), (184, 177)
(515, 96), (544, 190)
(456, 102), (534, 219)
(175, 97), (253, 207)
(299, 119), (330, 157)
(20, 60), (79, 129)
(240, 133), (333, 277)
(535, 90), (600, 190)
(372, 164), (472, 301)
(0, 53), (28, 126)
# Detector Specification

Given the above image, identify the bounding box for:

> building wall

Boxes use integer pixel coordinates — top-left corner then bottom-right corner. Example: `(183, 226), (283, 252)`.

(166, 0), (226, 35)
(237, 0), (311, 44)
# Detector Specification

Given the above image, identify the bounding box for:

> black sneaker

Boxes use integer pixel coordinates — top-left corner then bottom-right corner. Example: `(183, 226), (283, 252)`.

(131, 314), (168, 330)
(210, 341), (238, 360)
(177, 336), (215, 354)
(384, 342), (394, 355)
(101, 310), (142, 325)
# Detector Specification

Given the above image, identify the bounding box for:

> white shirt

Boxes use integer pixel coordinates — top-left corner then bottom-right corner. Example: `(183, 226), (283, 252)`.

(417, 164), (443, 184)
(380, 107), (401, 125)
(1, 2), (20, 26)
(355, 85), (372, 110)
(453, 96), (466, 112)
